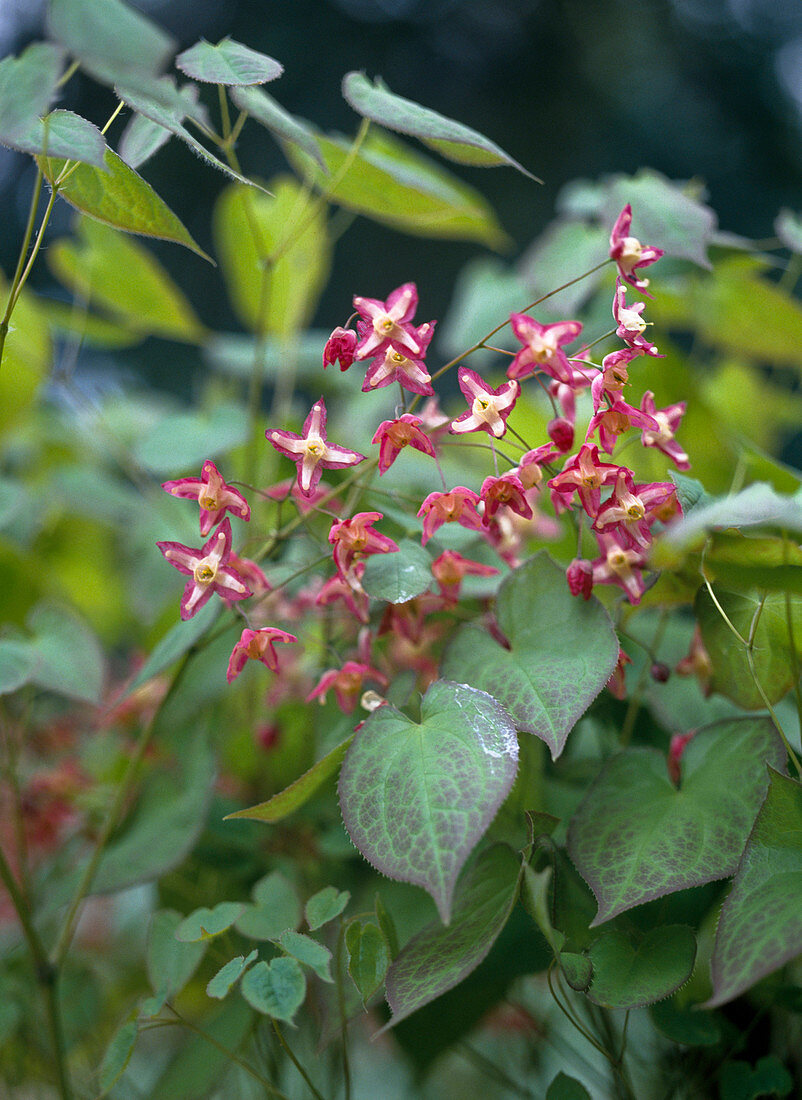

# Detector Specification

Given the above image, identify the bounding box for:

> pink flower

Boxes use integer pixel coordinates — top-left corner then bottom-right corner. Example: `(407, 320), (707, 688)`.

(639, 391), (690, 470)
(514, 444), (560, 490)
(667, 731), (696, 785)
(548, 444), (622, 517)
(610, 204), (664, 295)
(676, 626), (713, 696)
(431, 550), (499, 604)
(361, 323), (436, 395)
(612, 280), (662, 356)
(316, 563), (370, 622)
(508, 314), (583, 384)
(590, 531), (648, 605)
(547, 417), (574, 453)
(266, 399), (365, 498)
(586, 394), (660, 455)
(372, 414), (436, 474)
(226, 627), (298, 684)
(353, 282), (423, 361)
(328, 511), (399, 579)
(225, 553), (271, 605)
(449, 367), (519, 439)
(264, 478), (339, 513)
(307, 660), (388, 714)
(323, 326), (358, 370)
(590, 347), (642, 412)
(480, 473), (533, 524)
(417, 487), (483, 545)
(593, 471), (679, 549)
(157, 518), (252, 620)
(162, 460), (250, 536)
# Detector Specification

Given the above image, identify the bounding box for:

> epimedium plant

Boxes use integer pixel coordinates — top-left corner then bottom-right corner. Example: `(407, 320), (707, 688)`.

(0, 1), (802, 1098)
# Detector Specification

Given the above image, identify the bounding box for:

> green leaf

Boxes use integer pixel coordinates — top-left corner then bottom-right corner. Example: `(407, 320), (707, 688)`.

(118, 82), (203, 169)
(0, 280), (51, 432)
(670, 471), (712, 516)
(175, 902), (245, 942)
(587, 926), (696, 1009)
(342, 72), (537, 179)
(519, 220), (610, 314)
(695, 586), (802, 708)
(664, 482), (802, 547)
(287, 128), (509, 249)
(340, 680), (519, 922)
(98, 1017), (138, 1094)
(546, 1073), (592, 1100)
(43, 148), (209, 258)
(718, 1055), (794, 1100)
(12, 110), (107, 167)
(235, 871), (302, 941)
(305, 886), (350, 931)
(0, 480), (25, 530)
(176, 38), (283, 85)
(203, 330), (328, 383)
(146, 910), (207, 998)
(707, 769), (802, 1008)
(149, 998), (252, 1100)
(361, 539), (431, 603)
(559, 952), (593, 992)
(134, 403), (250, 475)
(226, 734), (353, 823)
(0, 640), (39, 696)
(345, 920), (389, 1005)
(383, 844), (521, 1026)
(441, 553), (619, 760)
(567, 717), (785, 925)
(123, 599), (219, 698)
(213, 177), (330, 337)
(240, 957), (306, 1021)
(230, 84), (325, 169)
(206, 950), (258, 999)
(278, 930), (333, 982)
(701, 532), (802, 596)
(520, 864), (564, 955)
(48, 217), (205, 341)
(0, 42), (63, 146)
(27, 603), (104, 704)
(47, 0), (175, 84)
(650, 997), (721, 1046)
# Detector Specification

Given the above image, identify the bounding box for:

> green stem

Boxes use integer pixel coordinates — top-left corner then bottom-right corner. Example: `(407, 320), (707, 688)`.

(0, 167), (47, 370)
(335, 923), (352, 1100)
(271, 1019), (327, 1100)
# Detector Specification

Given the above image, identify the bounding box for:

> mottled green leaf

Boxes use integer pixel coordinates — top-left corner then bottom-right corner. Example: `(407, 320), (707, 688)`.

(134, 403), (249, 475)
(206, 950), (258, 999)
(278, 930), (333, 982)
(213, 177), (330, 337)
(27, 603), (104, 704)
(240, 957), (306, 1021)
(567, 717), (785, 925)
(43, 149), (208, 258)
(146, 910), (207, 998)
(230, 84), (325, 169)
(98, 1017), (138, 1094)
(361, 539), (430, 603)
(384, 844), (520, 1025)
(707, 769), (802, 1008)
(587, 926), (696, 1009)
(47, 0), (175, 84)
(345, 920), (389, 1004)
(176, 38), (282, 85)
(227, 734), (353, 823)
(176, 902), (245, 942)
(235, 871), (302, 941)
(0, 42), (63, 145)
(441, 553), (619, 759)
(342, 72), (537, 178)
(287, 128), (508, 248)
(305, 886), (350, 931)
(340, 680), (518, 922)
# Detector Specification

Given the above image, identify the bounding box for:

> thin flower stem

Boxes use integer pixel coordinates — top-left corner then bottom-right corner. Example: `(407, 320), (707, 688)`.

(0, 168), (49, 369)
(744, 595), (802, 777)
(271, 1019), (327, 1100)
(438, 438), (520, 467)
(782, 533), (802, 748)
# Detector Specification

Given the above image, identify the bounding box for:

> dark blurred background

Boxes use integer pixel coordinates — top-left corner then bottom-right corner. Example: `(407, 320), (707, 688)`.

(2, 0), (802, 394)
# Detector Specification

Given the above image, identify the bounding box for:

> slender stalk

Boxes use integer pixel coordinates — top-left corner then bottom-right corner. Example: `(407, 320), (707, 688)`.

(335, 922), (352, 1100)
(620, 610), (668, 747)
(271, 1019), (327, 1100)
(166, 1005), (288, 1096)
(0, 167), (45, 369)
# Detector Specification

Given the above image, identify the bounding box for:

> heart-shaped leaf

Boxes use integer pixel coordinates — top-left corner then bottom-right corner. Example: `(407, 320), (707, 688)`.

(230, 85), (325, 170)
(587, 926), (696, 1008)
(361, 539), (431, 603)
(146, 910), (207, 999)
(278, 930), (333, 983)
(568, 717), (785, 924)
(206, 950), (258, 999)
(345, 920), (389, 1005)
(383, 844), (521, 1026)
(546, 1073), (591, 1100)
(441, 553), (619, 759)
(234, 871), (302, 941)
(240, 957), (306, 1022)
(27, 603), (104, 704)
(707, 768), (802, 1008)
(339, 680), (518, 922)
(305, 886), (350, 931)
(176, 38), (283, 86)
(175, 902), (245, 942)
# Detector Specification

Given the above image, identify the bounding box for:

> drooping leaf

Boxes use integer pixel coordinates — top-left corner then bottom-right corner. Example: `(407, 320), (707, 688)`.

(342, 72), (538, 179)
(361, 539), (431, 604)
(98, 1017), (138, 1095)
(700, 532), (802, 596)
(133, 403), (250, 475)
(176, 38), (283, 85)
(650, 997), (721, 1046)
(287, 128), (509, 249)
(339, 680), (519, 922)
(47, 0), (175, 84)
(345, 920), (389, 1005)
(48, 217), (205, 341)
(383, 844), (521, 1026)
(567, 717), (785, 925)
(206, 950), (258, 999)
(278, 930), (333, 982)
(146, 910), (207, 999)
(235, 871), (302, 941)
(213, 177), (330, 337)
(695, 586), (802, 709)
(0, 42), (64, 146)
(230, 84), (325, 169)
(226, 734), (353, 823)
(717, 1056), (794, 1100)
(118, 82), (204, 169)
(26, 603), (104, 704)
(240, 957), (306, 1021)
(305, 886), (350, 931)
(707, 769), (802, 1007)
(42, 149), (209, 258)
(587, 926), (697, 1009)
(441, 553), (619, 759)
(0, 640), (40, 696)
(175, 902), (245, 942)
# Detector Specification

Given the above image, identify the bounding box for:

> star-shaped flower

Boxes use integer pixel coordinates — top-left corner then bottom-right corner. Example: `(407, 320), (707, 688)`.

(162, 460), (250, 536)
(157, 518), (252, 620)
(328, 511), (399, 579)
(307, 660), (388, 714)
(431, 550), (499, 604)
(610, 204), (664, 295)
(639, 391), (690, 470)
(226, 627), (298, 684)
(593, 471), (679, 549)
(508, 314), (583, 384)
(417, 487), (483, 545)
(480, 473), (533, 524)
(372, 414), (436, 474)
(450, 367), (519, 439)
(266, 398), (365, 498)
(361, 322), (436, 395)
(353, 282), (422, 361)
(612, 280), (662, 356)
(548, 444), (623, 518)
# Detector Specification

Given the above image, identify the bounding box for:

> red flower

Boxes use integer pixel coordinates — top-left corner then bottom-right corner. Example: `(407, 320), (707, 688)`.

(307, 660), (388, 714)
(417, 487), (483, 545)
(266, 398), (365, 498)
(372, 414), (436, 474)
(157, 518), (252, 620)
(323, 326), (358, 370)
(480, 473), (533, 524)
(353, 282), (423, 361)
(612, 279), (662, 356)
(361, 322), (436, 395)
(162, 460), (250, 536)
(226, 627), (298, 684)
(450, 367), (519, 439)
(610, 204), (664, 295)
(431, 550), (499, 603)
(639, 391), (690, 470)
(548, 444), (622, 518)
(508, 313), (583, 384)
(328, 511), (399, 579)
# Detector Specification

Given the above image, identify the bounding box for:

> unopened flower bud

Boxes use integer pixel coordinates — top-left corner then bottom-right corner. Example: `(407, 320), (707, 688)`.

(566, 558), (593, 600)
(323, 326), (358, 371)
(650, 662), (671, 683)
(547, 417), (574, 452)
